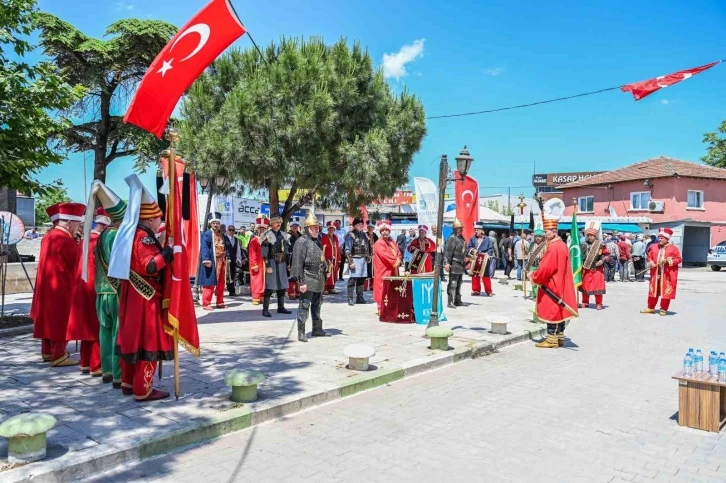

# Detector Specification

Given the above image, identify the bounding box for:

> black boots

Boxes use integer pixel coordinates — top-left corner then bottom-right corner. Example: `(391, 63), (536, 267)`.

(297, 299), (309, 342)
(355, 285), (370, 304)
(347, 284), (355, 306)
(310, 297), (328, 337)
(262, 295), (272, 317)
(277, 290), (291, 314)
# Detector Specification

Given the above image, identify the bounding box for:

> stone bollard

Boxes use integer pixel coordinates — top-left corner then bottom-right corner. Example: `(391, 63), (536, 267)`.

(344, 344), (376, 371)
(0, 413), (57, 464)
(425, 326), (453, 351)
(488, 314), (510, 335)
(514, 284), (523, 291)
(224, 369), (266, 403)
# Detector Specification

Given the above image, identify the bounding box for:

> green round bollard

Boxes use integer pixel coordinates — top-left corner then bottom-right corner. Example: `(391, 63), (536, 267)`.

(224, 369), (266, 403)
(426, 326), (453, 351)
(0, 412), (57, 464)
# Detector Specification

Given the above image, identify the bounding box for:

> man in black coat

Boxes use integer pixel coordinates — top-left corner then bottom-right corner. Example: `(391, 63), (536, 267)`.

(224, 225), (243, 296)
(443, 219), (467, 308)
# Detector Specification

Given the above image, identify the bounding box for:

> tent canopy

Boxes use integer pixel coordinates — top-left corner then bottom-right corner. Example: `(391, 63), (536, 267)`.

(443, 203), (509, 223)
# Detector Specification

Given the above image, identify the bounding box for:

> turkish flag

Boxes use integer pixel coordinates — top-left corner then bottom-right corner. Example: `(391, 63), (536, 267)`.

(163, 172), (200, 357)
(621, 61), (720, 101)
(124, 0), (246, 137)
(454, 172), (479, 241)
(161, 157), (200, 279)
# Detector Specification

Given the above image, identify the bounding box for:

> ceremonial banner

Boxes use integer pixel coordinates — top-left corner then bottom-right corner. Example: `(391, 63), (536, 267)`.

(621, 61), (721, 101)
(123, 0), (246, 137)
(454, 172), (479, 242)
(412, 278), (447, 325)
(568, 212), (583, 290)
(414, 177), (438, 233)
(379, 279), (415, 323)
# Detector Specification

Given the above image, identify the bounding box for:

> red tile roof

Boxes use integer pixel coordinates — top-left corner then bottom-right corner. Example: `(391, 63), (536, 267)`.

(556, 156), (726, 189)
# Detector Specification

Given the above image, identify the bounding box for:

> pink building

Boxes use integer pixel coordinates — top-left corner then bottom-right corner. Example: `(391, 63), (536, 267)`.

(558, 156), (726, 264)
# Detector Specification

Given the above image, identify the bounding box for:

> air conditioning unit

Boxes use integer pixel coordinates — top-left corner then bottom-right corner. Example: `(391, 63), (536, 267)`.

(648, 200), (665, 212)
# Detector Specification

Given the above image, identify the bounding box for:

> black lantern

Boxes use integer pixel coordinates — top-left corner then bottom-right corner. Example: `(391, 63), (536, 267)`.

(455, 145), (474, 178)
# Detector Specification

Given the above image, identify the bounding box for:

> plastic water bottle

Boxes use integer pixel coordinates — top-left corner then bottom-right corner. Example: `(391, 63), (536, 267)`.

(695, 349), (704, 373)
(683, 352), (693, 377)
(709, 351), (718, 375)
(718, 357), (726, 383)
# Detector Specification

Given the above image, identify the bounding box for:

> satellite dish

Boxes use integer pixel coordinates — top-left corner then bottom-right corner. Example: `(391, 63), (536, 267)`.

(0, 211), (25, 245)
(543, 198), (565, 220)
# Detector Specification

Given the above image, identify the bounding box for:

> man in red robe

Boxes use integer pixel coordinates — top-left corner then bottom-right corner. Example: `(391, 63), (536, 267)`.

(66, 208), (111, 376)
(113, 182), (174, 401)
(407, 225), (436, 274)
(641, 227), (681, 316)
(322, 221), (341, 294)
(579, 227), (608, 310)
(31, 202), (86, 366)
(248, 216), (268, 305)
(531, 203), (578, 349)
(373, 220), (401, 315)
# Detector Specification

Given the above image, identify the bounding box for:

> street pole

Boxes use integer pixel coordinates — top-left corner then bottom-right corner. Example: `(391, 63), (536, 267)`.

(427, 155), (448, 329)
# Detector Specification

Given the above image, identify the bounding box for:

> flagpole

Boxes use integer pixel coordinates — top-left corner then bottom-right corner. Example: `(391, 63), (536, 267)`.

(517, 195), (527, 298)
(166, 126), (181, 401)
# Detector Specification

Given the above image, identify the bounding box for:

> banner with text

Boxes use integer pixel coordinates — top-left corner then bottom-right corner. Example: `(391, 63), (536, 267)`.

(414, 177), (438, 234)
(412, 278), (447, 325)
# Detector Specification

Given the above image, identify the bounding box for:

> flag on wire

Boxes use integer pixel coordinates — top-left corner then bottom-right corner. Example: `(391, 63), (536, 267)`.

(621, 61), (721, 101)
(123, 0), (246, 137)
(568, 212), (583, 290)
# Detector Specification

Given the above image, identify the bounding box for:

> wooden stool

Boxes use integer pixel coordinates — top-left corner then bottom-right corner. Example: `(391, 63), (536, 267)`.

(672, 371), (726, 433)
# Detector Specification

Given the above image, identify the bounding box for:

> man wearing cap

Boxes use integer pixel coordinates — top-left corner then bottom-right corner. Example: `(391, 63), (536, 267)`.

(641, 228), (681, 316)
(291, 213), (329, 342)
(110, 176), (174, 401)
(261, 215), (292, 317)
(248, 216), (268, 306)
(525, 226), (546, 299)
(31, 202), (86, 366)
(443, 219), (467, 308)
(632, 234), (647, 282)
(407, 225), (436, 274)
(344, 217), (372, 305)
(287, 221), (303, 300)
(321, 221), (341, 294)
(198, 212), (231, 310)
(364, 221), (379, 290)
(372, 220), (402, 315)
(531, 199), (578, 349)
(466, 222), (495, 296)
(579, 227), (609, 310)
(67, 207), (111, 377)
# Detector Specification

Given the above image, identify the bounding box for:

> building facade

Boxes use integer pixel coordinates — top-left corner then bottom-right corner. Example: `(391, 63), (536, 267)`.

(558, 156), (726, 264)
(532, 171), (604, 200)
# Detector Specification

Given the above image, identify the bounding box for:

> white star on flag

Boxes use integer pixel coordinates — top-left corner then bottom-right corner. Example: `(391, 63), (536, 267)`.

(157, 59), (174, 77)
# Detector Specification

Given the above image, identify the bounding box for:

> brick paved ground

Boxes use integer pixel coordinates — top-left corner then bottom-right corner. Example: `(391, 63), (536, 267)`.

(0, 275), (539, 474)
(88, 269), (726, 483)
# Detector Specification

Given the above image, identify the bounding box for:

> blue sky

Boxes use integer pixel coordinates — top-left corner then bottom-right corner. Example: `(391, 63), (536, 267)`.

(35, 0), (726, 202)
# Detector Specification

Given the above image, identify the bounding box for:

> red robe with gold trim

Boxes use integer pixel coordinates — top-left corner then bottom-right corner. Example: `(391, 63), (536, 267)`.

(373, 237), (402, 311)
(248, 235), (265, 303)
(321, 233), (341, 291)
(531, 237), (578, 324)
(32, 226), (80, 343)
(407, 237), (436, 274)
(117, 227), (173, 363)
(67, 231), (101, 341)
(580, 241), (609, 296)
(647, 243), (681, 300)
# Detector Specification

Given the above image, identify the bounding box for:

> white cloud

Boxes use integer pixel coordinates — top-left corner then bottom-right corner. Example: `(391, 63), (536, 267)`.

(482, 67), (504, 76)
(382, 39), (425, 80)
(661, 99), (670, 105)
(115, 1), (135, 10)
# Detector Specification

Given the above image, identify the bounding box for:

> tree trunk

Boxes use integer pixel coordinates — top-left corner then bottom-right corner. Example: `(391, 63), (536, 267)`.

(268, 179), (280, 217)
(94, 90), (112, 182)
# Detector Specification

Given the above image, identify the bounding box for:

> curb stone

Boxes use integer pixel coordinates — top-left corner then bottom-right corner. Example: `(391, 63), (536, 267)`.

(1, 325), (546, 483)
(0, 325), (33, 338)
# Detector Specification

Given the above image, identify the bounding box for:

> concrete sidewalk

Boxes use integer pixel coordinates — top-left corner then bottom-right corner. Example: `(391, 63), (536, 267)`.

(0, 276), (544, 482)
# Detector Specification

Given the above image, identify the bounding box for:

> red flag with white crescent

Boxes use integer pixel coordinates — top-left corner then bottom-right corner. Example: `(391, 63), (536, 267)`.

(163, 175), (200, 356)
(621, 61), (721, 101)
(123, 0), (246, 137)
(454, 172), (479, 241)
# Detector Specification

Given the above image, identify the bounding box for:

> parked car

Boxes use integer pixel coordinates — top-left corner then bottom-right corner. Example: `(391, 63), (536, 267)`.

(707, 241), (726, 271)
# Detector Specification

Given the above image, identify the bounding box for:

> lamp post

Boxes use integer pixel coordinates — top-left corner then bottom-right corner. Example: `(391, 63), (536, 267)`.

(428, 146), (474, 329)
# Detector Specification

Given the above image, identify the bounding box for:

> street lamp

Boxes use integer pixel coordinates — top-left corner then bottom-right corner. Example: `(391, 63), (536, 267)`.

(428, 145), (474, 329)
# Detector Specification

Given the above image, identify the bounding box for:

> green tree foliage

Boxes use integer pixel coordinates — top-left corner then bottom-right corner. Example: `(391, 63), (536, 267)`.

(34, 13), (178, 182)
(179, 37), (427, 223)
(34, 182), (71, 225)
(486, 200), (514, 216)
(702, 120), (726, 168)
(0, 0), (82, 195)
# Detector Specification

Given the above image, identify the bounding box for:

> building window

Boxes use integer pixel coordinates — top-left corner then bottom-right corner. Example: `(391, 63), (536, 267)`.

(578, 196), (594, 213)
(687, 190), (704, 209)
(630, 191), (651, 210)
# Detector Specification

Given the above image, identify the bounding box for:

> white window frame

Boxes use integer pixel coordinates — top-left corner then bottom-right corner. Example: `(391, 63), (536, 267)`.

(630, 191), (650, 211)
(577, 196), (594, 213)
(687, 190), (704, 209)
